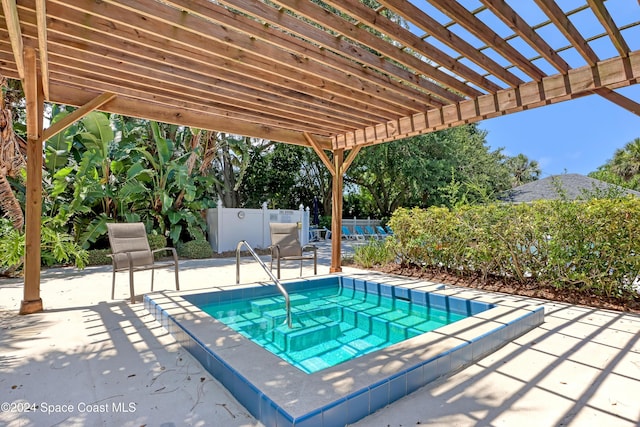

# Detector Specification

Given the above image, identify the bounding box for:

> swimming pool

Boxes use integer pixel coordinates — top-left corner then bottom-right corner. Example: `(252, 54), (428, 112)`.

(186, 281), (470, 373)
(145, 274), (544, 427)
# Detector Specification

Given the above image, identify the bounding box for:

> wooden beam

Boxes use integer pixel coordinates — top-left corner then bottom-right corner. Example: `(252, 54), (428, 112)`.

(304, 132), (335, 176)
(42, 92), (117, 141)
(586, 0), (630, 57)
(323, 0), (502, 93)
(247, 0), (472, 100)
(334, 50), (640, 148)
(341, 146), (362, 174)
(427, 0), (546, 80)
(162, 0), (449, 110)
(592, 87), (640, 116)
(480, 0), (570, 74)
(1, 0), (24, 79)
(534, 0), (600, 66)
(19, 2), (407, 125)
(35, 0), (49, 99)
(38, 50), (360, 134)
(379, 0), (523, 87)
(65, 0), (434, 117)
(20, 47), (43, 315)
(47, 83), (332, 148)
(330, 149), (344, 273)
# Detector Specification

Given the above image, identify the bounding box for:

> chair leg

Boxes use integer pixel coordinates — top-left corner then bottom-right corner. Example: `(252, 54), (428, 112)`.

(299, 259), (303, 277)
(314, 250), (317, 275)
(151, 268), (155, 292)
(129, 268), (135, 304)
(111, 270), (116, 299)
(277, 257), (281, 280)
(174, 261), (180, 291)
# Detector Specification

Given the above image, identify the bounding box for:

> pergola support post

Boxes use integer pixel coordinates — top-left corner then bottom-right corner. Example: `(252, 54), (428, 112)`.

(330, 149), (344, 273)
(20, 47), (44, 315)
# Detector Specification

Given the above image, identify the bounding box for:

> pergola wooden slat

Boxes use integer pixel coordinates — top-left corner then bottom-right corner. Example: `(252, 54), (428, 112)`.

(0, 0), (638, 313)
(479, 0), (570, 74)
(586, 0), (631, 57)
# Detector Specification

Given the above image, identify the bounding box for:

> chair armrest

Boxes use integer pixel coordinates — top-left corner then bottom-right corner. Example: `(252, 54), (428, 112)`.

(269, 245), (281, 257)
(302, 244), (317, 252)
(106, 252), (136, 270)
(152, 247), (179, 262)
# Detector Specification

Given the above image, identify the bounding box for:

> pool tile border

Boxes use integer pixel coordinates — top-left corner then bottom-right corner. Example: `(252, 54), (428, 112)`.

(145, 274), (544, 427)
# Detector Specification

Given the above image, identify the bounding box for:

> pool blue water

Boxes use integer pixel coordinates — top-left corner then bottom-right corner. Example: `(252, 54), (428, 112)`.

(191, 283), (468, 373)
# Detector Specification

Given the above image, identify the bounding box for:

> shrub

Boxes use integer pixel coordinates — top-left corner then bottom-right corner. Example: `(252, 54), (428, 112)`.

(177, 239), (214, 259)
(387, 197), (640, 299)
(86, 249), (112, 266)
(0, 218), (88, 275)
(147, 234), (167, 251)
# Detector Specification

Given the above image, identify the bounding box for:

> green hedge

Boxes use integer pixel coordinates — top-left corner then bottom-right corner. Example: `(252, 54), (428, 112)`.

(147, 234), (167, 251)
(387, 198), (640, 299)
(87, 249), (112, 266)
(176, 240), (214, 259)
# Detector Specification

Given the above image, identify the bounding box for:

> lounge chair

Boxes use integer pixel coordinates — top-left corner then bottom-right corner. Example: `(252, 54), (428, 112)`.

(365, 225), (380, 239)
(269, 223), (317, 279)
(342, 225), (364, 241)
(375, 225), (390, 238)
(354, 225), (375, 240)
(106, 222), (180, 303)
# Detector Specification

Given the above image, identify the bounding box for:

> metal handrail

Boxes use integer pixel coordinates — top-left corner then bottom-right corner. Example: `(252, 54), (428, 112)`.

(236, 240), (292, 328)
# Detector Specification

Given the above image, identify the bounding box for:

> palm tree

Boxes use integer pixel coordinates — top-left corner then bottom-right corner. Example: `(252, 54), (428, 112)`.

(610, 137), (640, 182)
(505, 153), (541, 188)
(0, 75), (26, 230)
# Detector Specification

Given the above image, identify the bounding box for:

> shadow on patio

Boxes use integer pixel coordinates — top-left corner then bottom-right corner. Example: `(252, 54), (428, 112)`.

(1, 257), (638, 426)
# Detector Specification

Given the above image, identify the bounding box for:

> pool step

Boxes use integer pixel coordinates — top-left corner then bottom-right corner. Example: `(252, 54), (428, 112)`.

(263, 305), (337, 329)
(271, 316), (342, 352)
(250, 294), (310, 315)
(340, 306), (433, 342)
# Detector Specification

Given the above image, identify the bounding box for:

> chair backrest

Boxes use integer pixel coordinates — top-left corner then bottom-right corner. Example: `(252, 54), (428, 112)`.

(341, 226), (352, 236)
(354, 225), (365, 235)
(107, 222), (154, 268)
(270, 223), (302, 257)
(376, 225), (388, 235)
(365, 226), (377, 235)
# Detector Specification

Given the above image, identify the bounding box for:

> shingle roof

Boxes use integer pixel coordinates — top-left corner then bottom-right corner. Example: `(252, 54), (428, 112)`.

(501, 174), (640, 202)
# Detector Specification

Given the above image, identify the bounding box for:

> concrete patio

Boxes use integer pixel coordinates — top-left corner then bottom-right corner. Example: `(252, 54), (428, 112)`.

(0, 241), (638, 427)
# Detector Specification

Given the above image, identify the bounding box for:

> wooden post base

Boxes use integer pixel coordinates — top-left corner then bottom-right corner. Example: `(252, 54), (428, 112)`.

(329, 267), (342, 273)
(19, 298), (43, 315)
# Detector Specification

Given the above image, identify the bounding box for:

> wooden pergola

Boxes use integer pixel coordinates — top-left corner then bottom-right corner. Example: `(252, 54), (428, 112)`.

(1, 0), (639, 314)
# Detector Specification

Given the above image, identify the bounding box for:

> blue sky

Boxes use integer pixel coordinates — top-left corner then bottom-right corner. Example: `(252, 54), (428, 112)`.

(480, 84), (640, 177)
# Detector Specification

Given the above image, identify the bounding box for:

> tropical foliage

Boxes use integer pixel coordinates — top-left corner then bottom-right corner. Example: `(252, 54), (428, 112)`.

(0, 107), (224, 273)
(590, 137), (640, 191)
(0, 75), (26, 230)
(241, 143), (330, 211)
(40, 109), (219, 249)
(0, 218), (88, 273)
(504, 153), (541, 187)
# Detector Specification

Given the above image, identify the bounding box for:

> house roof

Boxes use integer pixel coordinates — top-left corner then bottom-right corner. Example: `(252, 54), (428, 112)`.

(501, 174), (640, 202)
(1, 1), (639, 150)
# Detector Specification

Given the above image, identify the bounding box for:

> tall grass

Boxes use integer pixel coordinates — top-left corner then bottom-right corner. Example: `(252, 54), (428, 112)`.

(353, 239), (394, 268)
